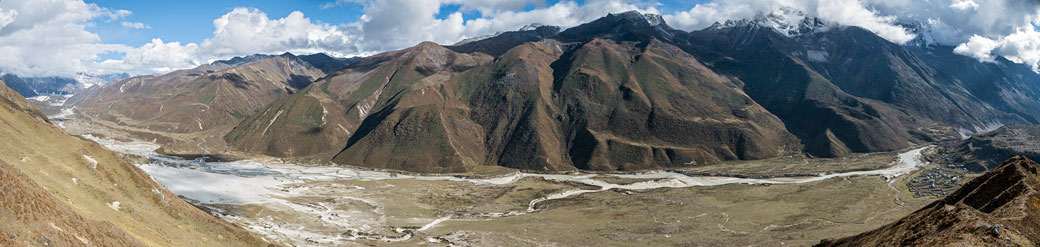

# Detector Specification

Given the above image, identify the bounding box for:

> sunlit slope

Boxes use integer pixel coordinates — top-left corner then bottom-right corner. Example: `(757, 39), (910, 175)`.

(74, 54), (329, 154)
(0, 80), (272, 247)
(228, 36), (798, 172)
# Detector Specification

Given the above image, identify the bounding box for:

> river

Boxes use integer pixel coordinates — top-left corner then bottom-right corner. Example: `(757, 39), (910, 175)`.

(81, 134), (932, 244)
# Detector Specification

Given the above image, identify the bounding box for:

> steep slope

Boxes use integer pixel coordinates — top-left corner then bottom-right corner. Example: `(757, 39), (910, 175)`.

(504, 39), (793, 170)
(0, 79), (48, 121)
(908, 45), (1040, 127)
(816, 156), (1040, 246)
(0, 81), (271, 246)
(685, 17), (1012, 157)
(75, 53), (333, 154)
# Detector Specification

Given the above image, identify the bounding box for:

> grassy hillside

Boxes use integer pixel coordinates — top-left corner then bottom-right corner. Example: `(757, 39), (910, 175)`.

(0, 80), (273, 246)
(74, 55), (328, 155)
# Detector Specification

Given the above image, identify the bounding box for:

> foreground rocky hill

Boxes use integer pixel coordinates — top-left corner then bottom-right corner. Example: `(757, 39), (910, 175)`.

(0, 80), (271, 246)
(817, 156), (1040, 246)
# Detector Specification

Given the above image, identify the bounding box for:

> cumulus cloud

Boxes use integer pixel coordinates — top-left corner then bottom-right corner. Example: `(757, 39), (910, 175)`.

(956, 28), (1040, 71)
(0, 0), (134, 77)
(663, 0), (1040, 69)
(201, 8), (360, 58)
(95, 0), (655, 75)
(0, 0), (655, 76)
(950, 0), (980, 11)
(356, 0), (652, 51)
(662, 0), (916, 44)
(864, 0), (1040, 70)
(954, 35), (1002, 61)
(321, 0), (361, 10)
(121, 21), (150, 29)
(3, 0), (1040, 76)
(92, 39), (199, 74)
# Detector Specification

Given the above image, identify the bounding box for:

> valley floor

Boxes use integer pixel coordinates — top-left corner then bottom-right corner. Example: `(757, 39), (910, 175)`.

(57, 116), (958, 246)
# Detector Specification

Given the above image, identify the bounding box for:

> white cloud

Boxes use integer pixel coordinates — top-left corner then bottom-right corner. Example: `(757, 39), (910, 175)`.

(0, 0), (132, 77)
(950, 0), (979, 11)
(863, 0), (1040, 46)
(121, 21), (150, 29)
(357, 0), (652, 51)
(662, 0), (1040, 68)
(3, 0), (1040, 76)
(956, 27), (1040, 71)
(320, 0), (360, 10)
(662, 0), (916, 44)
(201, 8), (361, 58)
(954, 35), (1001, 61)
(97, 0), (654, 75)
(0, 9), (16, 28)
(92, 39), (199, 75)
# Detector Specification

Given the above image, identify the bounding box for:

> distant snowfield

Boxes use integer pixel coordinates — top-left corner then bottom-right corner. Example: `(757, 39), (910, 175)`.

(82, 134), (932, 245)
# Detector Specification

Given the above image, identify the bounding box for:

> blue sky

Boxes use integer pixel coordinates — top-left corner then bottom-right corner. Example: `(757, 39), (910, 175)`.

(88, 0), (365, 46)
(86, 0), (710, 47)
(0, 0), (1036, 77)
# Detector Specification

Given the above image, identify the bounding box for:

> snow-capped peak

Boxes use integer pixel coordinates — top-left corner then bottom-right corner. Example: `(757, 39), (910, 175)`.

(898, 21), (939, 48)
(520, 23), (545, 32)
(642, 13), (664, 26)
(615, 11), (667, 27)
(718, 8), (830, 37)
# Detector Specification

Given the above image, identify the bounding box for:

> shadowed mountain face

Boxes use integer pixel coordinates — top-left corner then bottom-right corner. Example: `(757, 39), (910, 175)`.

(685, 21), (1019, 158)
(0, 75), (38, 97)
(816, 156), (1040, 246)
(907, 45), (1040, 126)
(0, 79), (48, 121)
(1, 74), (81, 97)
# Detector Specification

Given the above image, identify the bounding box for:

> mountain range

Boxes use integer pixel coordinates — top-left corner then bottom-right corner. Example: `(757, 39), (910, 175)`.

(2, 73), (128, 98)
(71, 11), (1040, 173)
(72, 53), (354, 154)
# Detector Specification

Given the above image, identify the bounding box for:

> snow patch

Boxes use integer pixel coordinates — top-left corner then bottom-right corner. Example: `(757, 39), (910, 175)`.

(417, 216), (451, 231)
(261, 110), (284, 136)
(139, 163), (292, 204)
(80, 134), (161, 155)
(956, 121), (1004, 139)
(805, 50), (830, 62)
(83, 154), (98, 170)
(336, 124), (350, 135)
